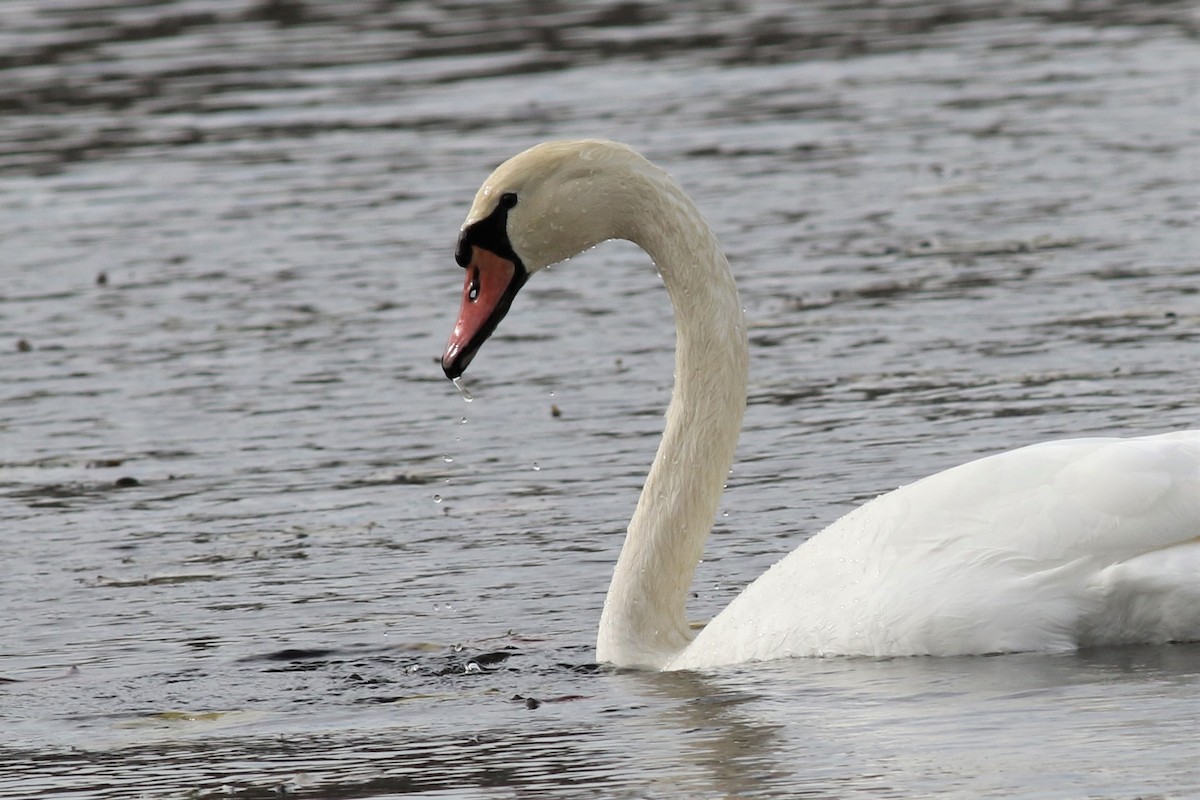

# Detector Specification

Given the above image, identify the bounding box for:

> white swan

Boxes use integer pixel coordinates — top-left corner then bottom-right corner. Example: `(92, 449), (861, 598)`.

(441, 139), (1200, 671)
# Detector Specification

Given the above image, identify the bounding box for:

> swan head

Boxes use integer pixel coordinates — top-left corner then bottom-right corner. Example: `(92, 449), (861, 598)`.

(441, 139), (647, 379)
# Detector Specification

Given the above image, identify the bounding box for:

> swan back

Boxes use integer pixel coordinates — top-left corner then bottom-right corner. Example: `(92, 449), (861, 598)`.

(671, 432), (1200, 669)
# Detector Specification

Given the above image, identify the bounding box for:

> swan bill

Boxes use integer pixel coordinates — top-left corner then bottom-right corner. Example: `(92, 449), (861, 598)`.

(441, 246), (528, 379)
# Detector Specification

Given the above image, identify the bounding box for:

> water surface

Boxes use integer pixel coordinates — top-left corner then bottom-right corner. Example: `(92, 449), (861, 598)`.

(2, 1), (1199, 797)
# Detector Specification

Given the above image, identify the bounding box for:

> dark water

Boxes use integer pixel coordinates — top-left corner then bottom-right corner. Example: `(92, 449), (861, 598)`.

(3, 1), (1199, 797)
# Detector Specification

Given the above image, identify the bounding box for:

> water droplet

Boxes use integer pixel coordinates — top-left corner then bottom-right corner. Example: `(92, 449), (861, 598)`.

(433, 494), (442, 503)
(459, 416), (468, 424)
(531, 462), (541, 472)
(722, 510), (730, 517)
(407, 664), (421, 673)
(452, 376), (473, 402)
(465, 661), (482, 674)
(442, 455), (453, 463)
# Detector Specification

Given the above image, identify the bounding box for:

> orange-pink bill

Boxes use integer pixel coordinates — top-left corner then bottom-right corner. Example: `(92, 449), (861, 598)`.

(441, 246), (520, 379)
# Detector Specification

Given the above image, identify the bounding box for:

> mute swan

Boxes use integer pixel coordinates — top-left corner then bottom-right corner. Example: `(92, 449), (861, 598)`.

(440, 139), (1200, 671)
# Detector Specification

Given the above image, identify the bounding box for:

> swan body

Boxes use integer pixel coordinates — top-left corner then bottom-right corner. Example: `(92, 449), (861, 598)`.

(672, 432), (1200, 670)
(440, 139), (1200, 671)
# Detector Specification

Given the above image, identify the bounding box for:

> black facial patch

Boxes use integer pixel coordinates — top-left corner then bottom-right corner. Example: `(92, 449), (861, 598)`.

(455, 195), (522, 269)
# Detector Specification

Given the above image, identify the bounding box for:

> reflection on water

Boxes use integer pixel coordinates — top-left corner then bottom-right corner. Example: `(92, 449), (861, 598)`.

(2, 0), (1199, 797)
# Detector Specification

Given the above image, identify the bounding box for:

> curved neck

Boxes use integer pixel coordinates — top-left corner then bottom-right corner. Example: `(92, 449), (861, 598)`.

(595, 166), (748, 669)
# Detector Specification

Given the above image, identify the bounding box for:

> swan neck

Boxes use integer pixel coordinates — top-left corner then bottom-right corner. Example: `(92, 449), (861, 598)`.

(596, 165), (748, 669)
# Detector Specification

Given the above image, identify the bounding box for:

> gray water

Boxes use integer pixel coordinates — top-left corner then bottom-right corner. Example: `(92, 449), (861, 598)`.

(3, 1), (1200, 797)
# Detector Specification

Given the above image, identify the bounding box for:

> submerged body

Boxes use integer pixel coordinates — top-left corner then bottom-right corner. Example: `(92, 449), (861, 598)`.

(440, 139), (1200, 671)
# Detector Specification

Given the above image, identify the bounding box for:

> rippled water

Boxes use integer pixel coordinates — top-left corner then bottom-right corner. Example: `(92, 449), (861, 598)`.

(3, 1), (1199, 797)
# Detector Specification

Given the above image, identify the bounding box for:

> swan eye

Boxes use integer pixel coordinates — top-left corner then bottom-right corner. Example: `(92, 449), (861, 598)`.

(498, 192), (518, 210)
